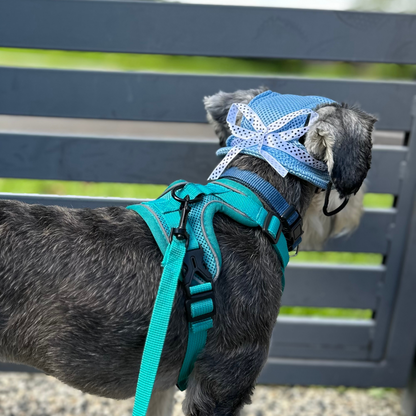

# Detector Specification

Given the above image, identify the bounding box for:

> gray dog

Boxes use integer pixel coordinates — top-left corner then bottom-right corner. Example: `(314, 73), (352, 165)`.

(0, 88), (376, 416)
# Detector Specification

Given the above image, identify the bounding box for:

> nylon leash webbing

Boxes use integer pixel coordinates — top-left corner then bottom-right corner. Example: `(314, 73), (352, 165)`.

(131, 236), (187, 416)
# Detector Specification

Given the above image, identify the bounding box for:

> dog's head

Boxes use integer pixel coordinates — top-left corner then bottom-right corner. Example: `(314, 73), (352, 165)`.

(204, 88), (376, 199)
(204, 88), (377, 249)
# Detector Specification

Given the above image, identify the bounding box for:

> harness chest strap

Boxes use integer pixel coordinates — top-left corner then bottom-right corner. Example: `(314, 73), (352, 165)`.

(127, 179), (290, 416)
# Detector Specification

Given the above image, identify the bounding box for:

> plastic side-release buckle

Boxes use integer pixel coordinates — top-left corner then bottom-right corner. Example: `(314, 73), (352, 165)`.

(262, 211), (283, 245)
(182, 247), (216, 323)
(185, 293), (215, 323)
(280, 205), (303, 252)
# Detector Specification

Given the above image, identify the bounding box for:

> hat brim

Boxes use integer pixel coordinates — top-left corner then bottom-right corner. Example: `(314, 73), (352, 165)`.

(216, 145), (330, 189)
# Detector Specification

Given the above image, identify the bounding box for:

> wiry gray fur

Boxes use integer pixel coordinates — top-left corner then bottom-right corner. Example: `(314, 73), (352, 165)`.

(0, 88), (375, 416)
(203, 87), (267, 146)
(305, 102), (376, 198)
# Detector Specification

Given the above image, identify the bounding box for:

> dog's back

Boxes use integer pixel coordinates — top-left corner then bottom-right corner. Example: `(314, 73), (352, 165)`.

(0, 201), (185, 398)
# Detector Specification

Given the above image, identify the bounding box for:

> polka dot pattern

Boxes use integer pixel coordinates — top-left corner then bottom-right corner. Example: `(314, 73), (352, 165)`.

(234, 103), (267, 133)
(240, 91), (332, 133)
(208, 98), (327, 181)
(265, 133), (327, 171)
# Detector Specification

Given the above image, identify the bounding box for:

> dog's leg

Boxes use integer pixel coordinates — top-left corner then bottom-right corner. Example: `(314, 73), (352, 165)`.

(179, 217), (282, 416)
(182, 342), (268, 416)
(147, 387), (176, 416)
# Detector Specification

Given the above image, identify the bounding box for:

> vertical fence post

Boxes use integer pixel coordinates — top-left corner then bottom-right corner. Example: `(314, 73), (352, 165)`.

(369, 95), (416, 362)
(403, 359), (416, 416)
(399, 97), (416, 416)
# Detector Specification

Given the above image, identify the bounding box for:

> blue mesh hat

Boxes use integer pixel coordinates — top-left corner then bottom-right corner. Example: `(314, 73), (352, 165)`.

(214, 90), (336, 189)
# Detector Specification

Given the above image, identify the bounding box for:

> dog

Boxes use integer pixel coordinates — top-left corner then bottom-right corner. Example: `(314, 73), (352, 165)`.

(0, 88), (375, 416)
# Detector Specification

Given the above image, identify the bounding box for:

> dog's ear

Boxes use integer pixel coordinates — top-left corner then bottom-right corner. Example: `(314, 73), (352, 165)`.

(203, 87), (267, 147)
(305, 103), (377, 198)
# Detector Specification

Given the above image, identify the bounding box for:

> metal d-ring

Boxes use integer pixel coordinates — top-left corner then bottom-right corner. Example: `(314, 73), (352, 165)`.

(171, 184), (204, 206)
(170, 184), (204, 244)
(323, 182), (350, 217)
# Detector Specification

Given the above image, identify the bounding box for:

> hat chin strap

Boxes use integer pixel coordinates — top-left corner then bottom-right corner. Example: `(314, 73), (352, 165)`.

(323, 182), (350, 217)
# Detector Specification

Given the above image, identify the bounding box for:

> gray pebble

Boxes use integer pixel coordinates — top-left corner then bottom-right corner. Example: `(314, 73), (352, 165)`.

(0, 373), (404, 416)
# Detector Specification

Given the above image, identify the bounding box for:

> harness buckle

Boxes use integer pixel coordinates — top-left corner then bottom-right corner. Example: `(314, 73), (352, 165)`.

(185, 293), (216, 323)
(182, 248), (212, 293)
(280, 206), (303, 252)
(262, 211), (283, 245)
(170, 226), (190, 246)
(181, 247), (215, 323)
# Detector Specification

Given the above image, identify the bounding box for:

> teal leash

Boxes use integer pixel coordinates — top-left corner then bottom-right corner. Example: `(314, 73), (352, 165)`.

(131, 235), (187, 416)
(131, 190), (213, 415)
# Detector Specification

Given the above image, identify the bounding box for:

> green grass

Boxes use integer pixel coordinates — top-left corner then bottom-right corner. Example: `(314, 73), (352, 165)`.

(363, 193), (394, 208)
(0, 178), (166, 199)
(1, 47), (415, 81)
(279, 307), (372, 319)
(291, 251), (382, 265)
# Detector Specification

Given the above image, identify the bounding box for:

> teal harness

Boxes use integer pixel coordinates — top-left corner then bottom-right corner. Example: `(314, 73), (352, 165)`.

(127, 174), (291, 416)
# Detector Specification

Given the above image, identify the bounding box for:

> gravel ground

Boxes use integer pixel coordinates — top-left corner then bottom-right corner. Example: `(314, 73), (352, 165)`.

(0, 373), (404, 416)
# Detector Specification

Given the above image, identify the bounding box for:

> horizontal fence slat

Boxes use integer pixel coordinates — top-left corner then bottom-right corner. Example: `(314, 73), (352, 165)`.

(0, 193), (395, 255)
(0, 134), (219, 185)
(270, 318), (373, 360)
(0, 1), (415, 64)
(0, 131), (406, 195)
(323, 209), (393, 254)
(0, 68), (414, 131)
(258, 357), (406, 387)
(0, 363), (39, 373)
(366, 145), (407, 194)
(284, 264), (383, 309)
(271, 344), (368, 361)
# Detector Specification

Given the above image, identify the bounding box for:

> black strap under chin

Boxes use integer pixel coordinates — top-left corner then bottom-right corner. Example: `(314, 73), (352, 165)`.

(323, 182), (350, 217)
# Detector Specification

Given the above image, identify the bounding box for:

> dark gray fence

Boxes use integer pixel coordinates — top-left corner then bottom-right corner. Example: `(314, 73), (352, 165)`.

(0, 0), (415, 410)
